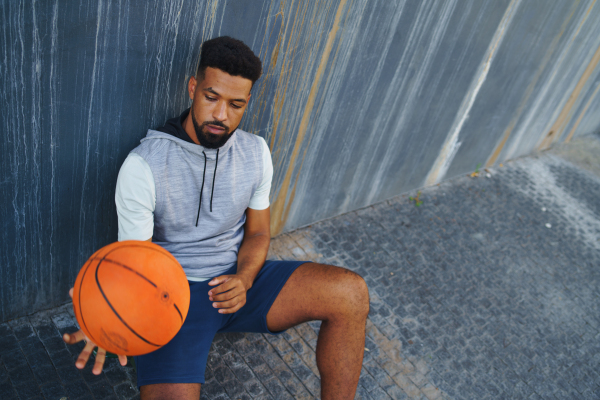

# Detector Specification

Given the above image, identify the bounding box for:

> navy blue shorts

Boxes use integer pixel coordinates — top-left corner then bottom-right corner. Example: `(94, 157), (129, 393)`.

(134, 260), (306, 386)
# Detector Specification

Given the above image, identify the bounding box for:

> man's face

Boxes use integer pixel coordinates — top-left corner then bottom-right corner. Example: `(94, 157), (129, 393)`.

(188, 67), (253, 148)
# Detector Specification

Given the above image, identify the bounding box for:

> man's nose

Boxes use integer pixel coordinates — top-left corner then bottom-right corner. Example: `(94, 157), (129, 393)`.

(213, 101), (227, 121)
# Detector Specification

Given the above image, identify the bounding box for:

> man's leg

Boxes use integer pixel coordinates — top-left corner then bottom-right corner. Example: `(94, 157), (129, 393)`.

(267, 263), (369, 400)
(135, 271), (236, 400)
(140, 383), (200, 400)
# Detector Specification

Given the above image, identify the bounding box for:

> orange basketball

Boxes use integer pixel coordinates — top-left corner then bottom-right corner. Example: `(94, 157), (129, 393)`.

(72, 241), (190, 356)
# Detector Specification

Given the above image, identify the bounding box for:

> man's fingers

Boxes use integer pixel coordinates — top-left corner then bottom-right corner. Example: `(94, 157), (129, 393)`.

(75, 340), (96, 369)
(216, 301), (245, 314)
(93, 348), (106, 375)
(208, 275), (249, 313)
(213, 296), (245, 310)
(208, 282), (237, 298)
(63, 330), (86, 345)
(69, 287), (74, 298)
(208, 276), (247, 296)
(118, 354), (128, 366)
(210, 286), (244, 302)
(208, 275), (231, 287)
(212, 298), (240, 309)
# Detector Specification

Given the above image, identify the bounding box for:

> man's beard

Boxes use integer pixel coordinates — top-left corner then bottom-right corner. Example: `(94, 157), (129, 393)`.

(191, 111), (235, 149)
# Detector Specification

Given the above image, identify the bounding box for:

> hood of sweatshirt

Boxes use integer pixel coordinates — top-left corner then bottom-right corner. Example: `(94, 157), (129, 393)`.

(148, 107), (237, 160)
(139, 130), (235, 161)
(155, 108), (196, 144)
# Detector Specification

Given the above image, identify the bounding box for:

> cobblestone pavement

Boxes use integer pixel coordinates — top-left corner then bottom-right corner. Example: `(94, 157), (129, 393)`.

(1, 134), (599, 400)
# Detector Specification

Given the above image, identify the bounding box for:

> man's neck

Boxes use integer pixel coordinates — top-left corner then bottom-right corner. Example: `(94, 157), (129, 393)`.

(182, 110), (200, 145)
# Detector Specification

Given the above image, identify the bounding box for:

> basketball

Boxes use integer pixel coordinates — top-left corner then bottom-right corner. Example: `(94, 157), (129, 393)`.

(72, 241), (190, 356)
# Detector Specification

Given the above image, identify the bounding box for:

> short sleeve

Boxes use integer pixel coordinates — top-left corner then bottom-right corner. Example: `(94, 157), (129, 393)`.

(248, 137), (273, 210)
(115, 153), (156, 241)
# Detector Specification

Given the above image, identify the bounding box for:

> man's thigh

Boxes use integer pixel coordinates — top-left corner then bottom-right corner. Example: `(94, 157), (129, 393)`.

(135, 278), (226, 388)
(266, 263), (369, 332)
(140, 383), (200, 400)
(218, 260), (306, 333)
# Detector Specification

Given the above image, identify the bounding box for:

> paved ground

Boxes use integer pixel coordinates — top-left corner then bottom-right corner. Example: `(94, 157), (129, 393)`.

(1, 133), (599, 400)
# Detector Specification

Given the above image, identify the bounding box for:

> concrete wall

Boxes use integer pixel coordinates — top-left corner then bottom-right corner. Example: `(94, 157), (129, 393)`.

(2, 0), (600, 321)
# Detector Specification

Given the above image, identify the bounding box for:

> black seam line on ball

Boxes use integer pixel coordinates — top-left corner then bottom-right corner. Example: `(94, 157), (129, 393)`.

(95, 252), (161, 348)
(91, 257), (157, 288)
(173, 303), (183, 322)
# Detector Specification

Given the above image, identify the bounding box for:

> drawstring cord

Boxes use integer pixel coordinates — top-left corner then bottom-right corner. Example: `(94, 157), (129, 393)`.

(195, 148), (219, 226)
(195, 151), (207, 227)
(210, 149), (219, 212)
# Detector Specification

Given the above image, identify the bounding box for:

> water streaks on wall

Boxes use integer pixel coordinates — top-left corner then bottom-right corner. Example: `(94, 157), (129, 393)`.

(540, 40), (600, 149)
(1, 0), (600, 321)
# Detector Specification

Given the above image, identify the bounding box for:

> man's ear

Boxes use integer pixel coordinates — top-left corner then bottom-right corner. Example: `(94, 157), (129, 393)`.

(188, 76), (197, 100)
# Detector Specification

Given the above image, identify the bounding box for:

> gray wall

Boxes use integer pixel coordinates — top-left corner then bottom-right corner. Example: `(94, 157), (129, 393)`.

(2, 0), (600, 322)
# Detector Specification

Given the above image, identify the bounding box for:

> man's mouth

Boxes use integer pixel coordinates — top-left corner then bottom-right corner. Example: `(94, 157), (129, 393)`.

(205, 124), (227, 134)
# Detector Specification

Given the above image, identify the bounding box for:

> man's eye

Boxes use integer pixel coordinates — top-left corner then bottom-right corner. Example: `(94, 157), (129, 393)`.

(231, 103), (242, 109)
(205, 96), (216, 101)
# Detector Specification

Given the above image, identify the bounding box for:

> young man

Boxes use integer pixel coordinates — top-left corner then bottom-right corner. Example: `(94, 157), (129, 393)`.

(63, 36), (369, 400)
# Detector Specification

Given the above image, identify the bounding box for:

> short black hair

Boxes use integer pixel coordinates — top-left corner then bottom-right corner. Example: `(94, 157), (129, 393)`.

(197, 36), (262, 85)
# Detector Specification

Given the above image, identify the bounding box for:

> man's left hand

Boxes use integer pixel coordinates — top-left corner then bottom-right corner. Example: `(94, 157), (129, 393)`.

(208, 274), (253, 314)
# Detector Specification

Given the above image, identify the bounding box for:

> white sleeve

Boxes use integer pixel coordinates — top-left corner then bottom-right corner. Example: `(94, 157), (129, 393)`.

(248, 137), (273, 210)
(115, 153), (156, 241)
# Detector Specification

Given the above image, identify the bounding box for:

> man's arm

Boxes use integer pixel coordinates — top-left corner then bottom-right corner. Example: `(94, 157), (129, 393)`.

(208, 207), (270, 313)
(63, 154), (155, 374)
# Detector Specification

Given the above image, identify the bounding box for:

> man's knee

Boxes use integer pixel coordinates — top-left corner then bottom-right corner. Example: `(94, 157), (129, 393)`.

(276, 262), (369, 324)
(328, 266), (370, 320)
(347, 270), (370, 319)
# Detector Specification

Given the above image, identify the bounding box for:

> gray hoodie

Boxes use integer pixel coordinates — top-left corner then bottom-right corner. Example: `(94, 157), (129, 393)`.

(131, 129), (264, 279)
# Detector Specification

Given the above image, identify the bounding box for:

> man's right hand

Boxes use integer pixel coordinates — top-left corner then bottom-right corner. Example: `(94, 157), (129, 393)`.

(63, 288), (128, 374)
